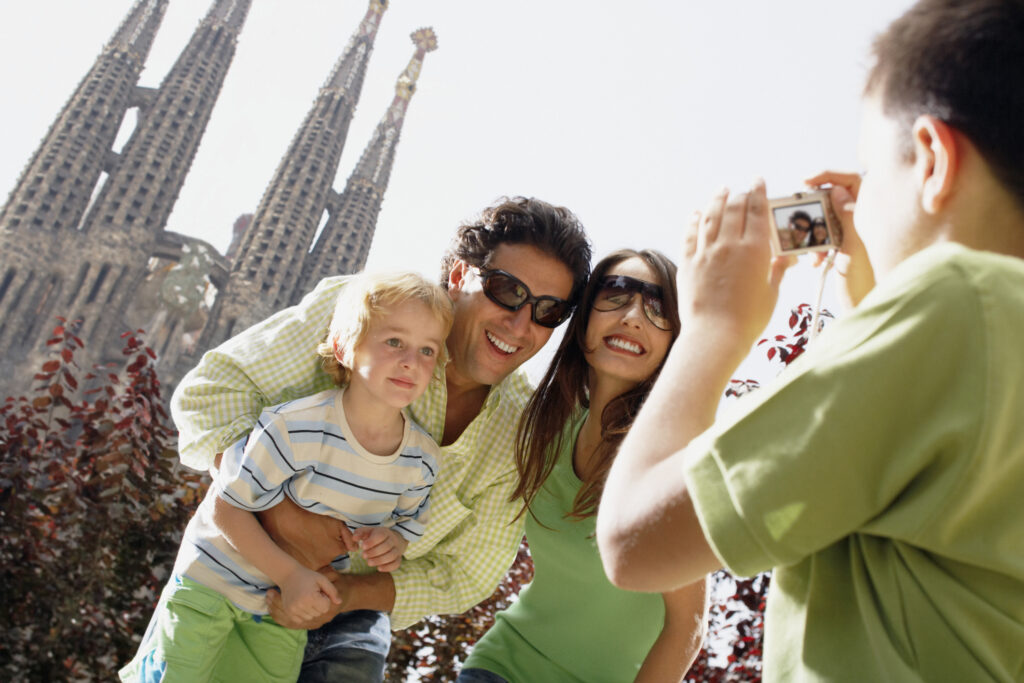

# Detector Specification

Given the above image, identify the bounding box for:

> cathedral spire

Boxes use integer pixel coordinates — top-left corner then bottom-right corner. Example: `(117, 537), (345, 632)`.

(298, 28), (437, 292)
(108, 0), (166, 57)
(65, 0), (252, 352)
(79, 0), (252, 240)
(0, 0), (169, 365)
(324, 0), (389, 93)
(200, 0), (390, 347)
(209, 0), (249, 30)
(0, 0), (168, 240)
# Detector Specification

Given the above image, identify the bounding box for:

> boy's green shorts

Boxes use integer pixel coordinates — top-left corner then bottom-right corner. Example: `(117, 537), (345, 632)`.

(119, 575), (307, 683)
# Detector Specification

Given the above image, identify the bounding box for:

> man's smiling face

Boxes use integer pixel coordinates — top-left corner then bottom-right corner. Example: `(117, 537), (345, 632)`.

(445, 242), (574, 390)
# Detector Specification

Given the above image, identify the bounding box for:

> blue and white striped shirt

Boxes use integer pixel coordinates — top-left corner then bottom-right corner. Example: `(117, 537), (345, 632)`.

(172, 388), (439, 614)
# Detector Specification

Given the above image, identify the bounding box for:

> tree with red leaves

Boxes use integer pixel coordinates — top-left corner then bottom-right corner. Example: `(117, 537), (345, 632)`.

(0, 319), (206, 681)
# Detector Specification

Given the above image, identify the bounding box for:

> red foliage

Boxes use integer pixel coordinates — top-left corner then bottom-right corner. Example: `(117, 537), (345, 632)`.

(0, 319), (206, 681)
(757, 303), (834, 366)
(682, 301), (832, 681)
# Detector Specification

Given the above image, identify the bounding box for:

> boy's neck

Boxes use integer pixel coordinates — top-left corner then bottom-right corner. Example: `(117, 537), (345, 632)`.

(932, 143), (1024, 261)
(341, 384), (406, 456)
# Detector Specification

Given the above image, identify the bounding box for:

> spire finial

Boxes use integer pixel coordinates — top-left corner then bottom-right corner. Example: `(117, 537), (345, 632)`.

(395, 27), (437, 100)
(412, 27), (439, 54)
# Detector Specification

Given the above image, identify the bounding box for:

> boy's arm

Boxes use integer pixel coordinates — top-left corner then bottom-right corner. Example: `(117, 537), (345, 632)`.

(597, 182), (789, 592)
(171, 276), (348, 471)
(635, 579), (709, 683)
(267, 466), (524, 630)
(212, 495), (339, 619)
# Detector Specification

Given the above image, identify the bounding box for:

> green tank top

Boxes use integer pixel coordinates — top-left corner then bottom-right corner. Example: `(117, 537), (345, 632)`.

(463, 414), (665, 682)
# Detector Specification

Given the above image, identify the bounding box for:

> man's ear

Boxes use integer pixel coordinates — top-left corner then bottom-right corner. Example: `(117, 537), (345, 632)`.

(447, 259), (470, 298)
(912, 115), (959, 214)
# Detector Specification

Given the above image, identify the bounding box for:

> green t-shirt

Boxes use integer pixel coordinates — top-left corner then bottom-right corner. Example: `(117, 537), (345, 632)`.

(464, 414), (665, 682)
(686, 244), (1024, 682)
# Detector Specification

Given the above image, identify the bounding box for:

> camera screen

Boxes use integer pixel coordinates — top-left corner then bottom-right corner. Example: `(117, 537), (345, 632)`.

(773, 200), (832, 251)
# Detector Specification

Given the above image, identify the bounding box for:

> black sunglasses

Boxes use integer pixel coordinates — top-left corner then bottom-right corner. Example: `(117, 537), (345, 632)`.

(593, 274), (671, 331)
(471, 267), (574, 328)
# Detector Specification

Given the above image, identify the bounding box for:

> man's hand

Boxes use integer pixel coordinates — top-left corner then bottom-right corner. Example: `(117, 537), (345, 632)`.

(277, 565), (341, 623)
(805, 170), (876, 308)
(354, 527), (408, 573)
(257, 497), (354, 571)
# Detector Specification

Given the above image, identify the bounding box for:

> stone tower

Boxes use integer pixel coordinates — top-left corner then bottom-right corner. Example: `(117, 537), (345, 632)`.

(0, 0), (168, 350)
(0, 0), (250, 391)
(296, 27), (438, 300)
(71, 0), (252, 348)
(200, 0), (389, 348)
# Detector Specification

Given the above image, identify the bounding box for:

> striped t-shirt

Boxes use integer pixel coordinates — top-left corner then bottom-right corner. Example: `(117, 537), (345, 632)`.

(172, 388), (439, 614)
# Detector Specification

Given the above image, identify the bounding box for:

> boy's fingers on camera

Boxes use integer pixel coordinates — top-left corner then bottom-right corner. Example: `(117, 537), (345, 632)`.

(804, 170), (862, 199)
(743, 179), (769, 240)
(720, 188), (750, 240)
(698, 186), (730, 251)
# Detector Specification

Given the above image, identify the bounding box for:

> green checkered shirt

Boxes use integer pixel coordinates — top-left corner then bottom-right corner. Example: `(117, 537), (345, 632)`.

(171, 275), (531, 629)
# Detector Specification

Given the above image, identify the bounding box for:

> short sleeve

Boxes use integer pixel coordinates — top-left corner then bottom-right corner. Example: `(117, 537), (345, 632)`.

(390, 443), (440, 543)
(684, 254), (985, 577)
(215, 408), (299, 512)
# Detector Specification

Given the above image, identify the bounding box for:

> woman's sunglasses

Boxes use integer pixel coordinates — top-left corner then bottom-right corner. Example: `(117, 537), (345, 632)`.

(593, 275), (671, 331)
(472, 267), (574, 328)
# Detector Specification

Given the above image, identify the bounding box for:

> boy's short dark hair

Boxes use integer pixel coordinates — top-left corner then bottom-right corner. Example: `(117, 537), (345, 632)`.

(867, 0), (1024, 209)
(440, 196), (592, 304)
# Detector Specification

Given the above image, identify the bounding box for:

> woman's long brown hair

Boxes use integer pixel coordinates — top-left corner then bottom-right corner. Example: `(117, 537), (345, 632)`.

(510, 249), (681, 520)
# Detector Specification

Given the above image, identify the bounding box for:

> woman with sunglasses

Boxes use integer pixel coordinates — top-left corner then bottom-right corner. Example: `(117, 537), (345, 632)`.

(458, 249), (707, 682)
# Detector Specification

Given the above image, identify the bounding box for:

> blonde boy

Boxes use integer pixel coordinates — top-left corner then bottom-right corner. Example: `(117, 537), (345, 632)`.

(121, 271), (453, 683)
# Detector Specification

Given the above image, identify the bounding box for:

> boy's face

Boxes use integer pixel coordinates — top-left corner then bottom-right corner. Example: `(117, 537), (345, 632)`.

(854, 94), (932, 278)
(348, 298), (447, 409)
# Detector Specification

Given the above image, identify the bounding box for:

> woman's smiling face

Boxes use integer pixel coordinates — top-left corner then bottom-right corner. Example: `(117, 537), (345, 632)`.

(584, 256), (673, 393)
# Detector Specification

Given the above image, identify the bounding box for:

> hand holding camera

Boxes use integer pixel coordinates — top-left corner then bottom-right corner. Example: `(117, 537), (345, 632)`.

(678, 180), (792, 360)
(767, 189), (843, 255)
(802, 170), (877, 307)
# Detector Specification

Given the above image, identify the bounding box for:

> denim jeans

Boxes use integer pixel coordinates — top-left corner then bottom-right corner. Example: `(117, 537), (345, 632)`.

(456, 669), (510, 683)
(298, 610), (391, 683)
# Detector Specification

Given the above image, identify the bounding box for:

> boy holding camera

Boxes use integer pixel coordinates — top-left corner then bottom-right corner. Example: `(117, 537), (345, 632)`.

(598, 1), (1024, 680)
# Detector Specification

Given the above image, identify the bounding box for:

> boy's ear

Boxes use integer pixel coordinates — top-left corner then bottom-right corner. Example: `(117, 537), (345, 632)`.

(912, 115), (959, 215)
(332, 338), (346, 364)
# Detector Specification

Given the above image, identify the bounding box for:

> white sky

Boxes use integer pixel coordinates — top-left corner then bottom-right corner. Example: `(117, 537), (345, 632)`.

(0, 0), (915, 383)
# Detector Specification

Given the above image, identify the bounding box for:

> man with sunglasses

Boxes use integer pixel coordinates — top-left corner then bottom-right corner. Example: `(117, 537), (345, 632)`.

(171, 196), (590, 682)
